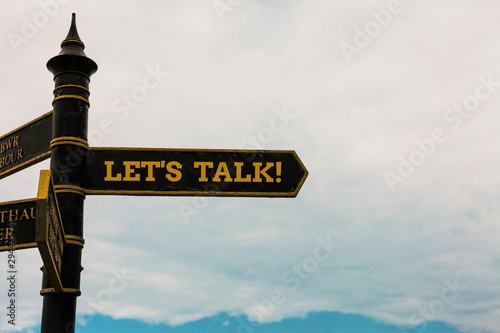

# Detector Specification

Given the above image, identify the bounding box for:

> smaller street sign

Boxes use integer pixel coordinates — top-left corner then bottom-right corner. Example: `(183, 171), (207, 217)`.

(0, 198), (37, 252)
(84, 148), (308, 197)
(0, 111), (53, 180)
(36, 170), (65, 292)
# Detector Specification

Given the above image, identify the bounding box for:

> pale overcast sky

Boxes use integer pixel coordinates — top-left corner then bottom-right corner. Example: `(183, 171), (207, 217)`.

(1, 1), (500, 332)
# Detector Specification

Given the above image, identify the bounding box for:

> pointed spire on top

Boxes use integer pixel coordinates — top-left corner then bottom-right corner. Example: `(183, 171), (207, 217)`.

(47, 13), (97, 76)
(58, 13), (86, 56)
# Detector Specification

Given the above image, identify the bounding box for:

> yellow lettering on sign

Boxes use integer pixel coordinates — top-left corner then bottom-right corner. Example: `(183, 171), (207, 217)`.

(0, 136), (19, 154)
(0, 228), (13, 243)
(253, 162), (274, 183)
(141, 161), (161, 181)
(194, 162), (213, 182)
(0, 149), (24, 169)
(105, 160), (185, 182)
(47, 223), (63, 272)
(275, 161), (281, 183)
(234, 162), (251, 182)
(30, 207), (36, 219)
(20, 209), (30, 221)
(0, 207), (35, 223)
(0, 211), (6, 223)
(9, 210), (18, 222)
(100, 159), (283, 184)
(212, 162), (232, 182)
(166, 161), (182, 182)
(104, 161), (122, 181)
(123, 161), (141, 181)
(0, 134), (21, 161)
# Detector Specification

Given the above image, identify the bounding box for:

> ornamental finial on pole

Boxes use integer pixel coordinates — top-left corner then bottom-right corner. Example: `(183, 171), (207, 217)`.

(60, 13), (86, 56)
(47, 13), (97, 76)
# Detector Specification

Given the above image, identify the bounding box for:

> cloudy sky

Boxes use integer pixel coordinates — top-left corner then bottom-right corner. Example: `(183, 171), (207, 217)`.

(1, 1), (500, 332)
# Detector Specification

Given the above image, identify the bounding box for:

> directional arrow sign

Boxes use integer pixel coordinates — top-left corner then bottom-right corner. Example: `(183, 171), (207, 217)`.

(84, 148), (308, 197)
(36, 170), (65, 292)
(0, 111), (53, 180)
(0, 198), (37, 252)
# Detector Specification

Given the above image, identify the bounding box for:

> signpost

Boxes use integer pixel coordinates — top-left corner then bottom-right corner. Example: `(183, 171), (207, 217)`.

(0, 14), (308, 333)
(0, 198), (37, 251)
(0, 111), (52, 180)
(36, 170), (65, 293)
(84, 148), (308, 197)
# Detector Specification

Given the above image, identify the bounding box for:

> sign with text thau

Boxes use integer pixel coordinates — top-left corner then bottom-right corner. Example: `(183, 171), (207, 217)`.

(84, 148), (308, 197)
(0, 198), (37, 252)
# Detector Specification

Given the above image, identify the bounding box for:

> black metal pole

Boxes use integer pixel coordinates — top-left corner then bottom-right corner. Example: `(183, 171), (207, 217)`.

(41, 14), (97, 333)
